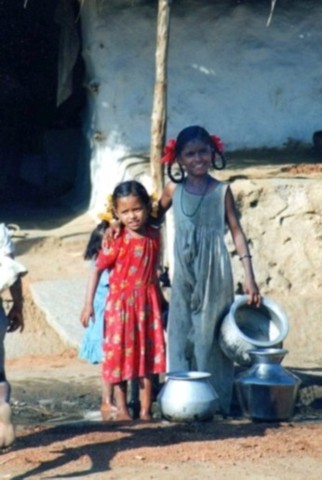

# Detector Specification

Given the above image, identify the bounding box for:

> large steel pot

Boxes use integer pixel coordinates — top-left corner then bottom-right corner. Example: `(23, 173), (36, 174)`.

(219, 295), (289, 366)
(235, 348), (301, 421)
(157, 371), (219, 422)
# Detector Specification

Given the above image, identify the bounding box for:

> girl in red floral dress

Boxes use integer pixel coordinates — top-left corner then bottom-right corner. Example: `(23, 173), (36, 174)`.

(80, 181), (166, 421)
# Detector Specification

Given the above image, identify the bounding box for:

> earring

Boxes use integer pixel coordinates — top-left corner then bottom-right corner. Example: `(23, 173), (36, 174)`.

(212, 149), (226, 170)
(167, 164), (185, 183)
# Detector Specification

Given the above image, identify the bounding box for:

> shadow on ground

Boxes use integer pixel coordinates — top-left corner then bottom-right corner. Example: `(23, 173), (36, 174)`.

(9, 419), (282, 480)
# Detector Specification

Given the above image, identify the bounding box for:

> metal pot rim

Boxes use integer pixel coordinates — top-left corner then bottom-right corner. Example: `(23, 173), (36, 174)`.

(247, 347), (289, 356)
(165, 371), (211, 381)
(229, 294), (289, 346)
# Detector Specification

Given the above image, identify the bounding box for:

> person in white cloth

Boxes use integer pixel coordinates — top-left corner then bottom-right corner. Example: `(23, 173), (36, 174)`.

(0, 224), (26, 448)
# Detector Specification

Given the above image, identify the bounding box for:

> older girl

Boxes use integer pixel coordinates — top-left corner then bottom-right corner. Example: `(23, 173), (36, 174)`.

(159, 125), (261, 415)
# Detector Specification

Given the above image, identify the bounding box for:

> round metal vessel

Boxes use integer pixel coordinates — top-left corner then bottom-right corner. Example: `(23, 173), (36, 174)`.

(235, 348), (301, 421)
(157, 371), (219, 422)
(219, 295), (289, 366)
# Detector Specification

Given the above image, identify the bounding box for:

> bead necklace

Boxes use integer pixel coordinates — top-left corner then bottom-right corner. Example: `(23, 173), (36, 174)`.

(180, 177), (211, 217)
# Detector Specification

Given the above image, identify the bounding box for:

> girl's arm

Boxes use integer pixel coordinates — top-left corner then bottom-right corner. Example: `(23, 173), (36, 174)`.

(158, 181), (176, 219)
(225, 186), (261, 306)
(80, 237), (120, 327)
(80, 266), (102, 328)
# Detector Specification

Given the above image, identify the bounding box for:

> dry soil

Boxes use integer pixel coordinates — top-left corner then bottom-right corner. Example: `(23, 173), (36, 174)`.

(1, 159), (322, 479)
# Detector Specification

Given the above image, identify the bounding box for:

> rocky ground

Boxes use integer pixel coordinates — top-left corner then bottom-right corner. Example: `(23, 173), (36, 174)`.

(0, 156), (322, 479)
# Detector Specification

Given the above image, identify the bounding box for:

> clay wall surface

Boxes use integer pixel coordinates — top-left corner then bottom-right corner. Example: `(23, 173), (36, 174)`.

(80, 0), (322, 213)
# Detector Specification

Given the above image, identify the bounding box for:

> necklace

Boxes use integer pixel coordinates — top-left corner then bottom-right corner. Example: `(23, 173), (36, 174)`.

(180, 177), (211, 217)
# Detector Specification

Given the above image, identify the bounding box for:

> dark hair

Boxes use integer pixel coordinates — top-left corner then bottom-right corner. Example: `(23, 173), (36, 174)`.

(84, 221), (108, 260)
(112, 180), (152, 217)
(167, 125), (226, 183)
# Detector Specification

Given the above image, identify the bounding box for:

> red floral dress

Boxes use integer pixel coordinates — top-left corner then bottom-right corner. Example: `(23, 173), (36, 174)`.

(96, 226), (166, 384)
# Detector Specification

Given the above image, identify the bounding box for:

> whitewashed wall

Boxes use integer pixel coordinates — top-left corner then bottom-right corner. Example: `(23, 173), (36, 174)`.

(80, 0), (322, 213)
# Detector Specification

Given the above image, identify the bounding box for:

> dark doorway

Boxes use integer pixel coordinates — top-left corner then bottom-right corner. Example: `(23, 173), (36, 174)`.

(0, 0), (89, 217)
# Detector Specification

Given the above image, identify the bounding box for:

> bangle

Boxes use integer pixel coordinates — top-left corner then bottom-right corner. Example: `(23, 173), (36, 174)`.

(239, 254), (252, 261)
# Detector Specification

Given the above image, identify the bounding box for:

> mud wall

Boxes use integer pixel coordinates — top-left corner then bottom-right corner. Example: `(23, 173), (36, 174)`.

(225, 174), (322, 366)
(79, 0), (322, 213)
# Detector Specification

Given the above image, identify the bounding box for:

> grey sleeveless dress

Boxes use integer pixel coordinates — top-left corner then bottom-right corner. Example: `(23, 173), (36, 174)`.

(167, 180), (234, 414)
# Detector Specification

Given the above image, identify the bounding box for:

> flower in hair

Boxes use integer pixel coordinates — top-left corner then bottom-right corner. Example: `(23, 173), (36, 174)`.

(97, 194), (114, 223)
(160, 139), (176, 165)
(210, 135), (225, 153)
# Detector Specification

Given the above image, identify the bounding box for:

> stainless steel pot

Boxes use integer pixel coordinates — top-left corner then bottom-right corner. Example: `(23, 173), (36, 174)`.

(157, 371), (219, 422)
(235, 348), (301, 421)
(219, 295), (289, 366)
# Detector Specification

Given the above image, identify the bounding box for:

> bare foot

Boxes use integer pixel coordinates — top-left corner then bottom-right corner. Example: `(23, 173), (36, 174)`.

(140, 410), (152, 421)
(0, 403), (15, 449)
(115, 408), (132, 421)
(100, 403), (117, 421)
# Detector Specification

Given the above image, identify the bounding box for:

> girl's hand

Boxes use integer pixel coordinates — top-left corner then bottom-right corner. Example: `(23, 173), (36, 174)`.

(104, 220), (122, 243)
(244, 278), (261, 307)
(80, 304), (94, 328)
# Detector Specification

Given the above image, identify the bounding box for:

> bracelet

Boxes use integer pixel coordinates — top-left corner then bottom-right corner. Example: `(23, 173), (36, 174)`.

(239, 254), (252, 261)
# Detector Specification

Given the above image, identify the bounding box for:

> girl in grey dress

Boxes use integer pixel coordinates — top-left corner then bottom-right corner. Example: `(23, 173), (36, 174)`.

(159, 126), (261, 415)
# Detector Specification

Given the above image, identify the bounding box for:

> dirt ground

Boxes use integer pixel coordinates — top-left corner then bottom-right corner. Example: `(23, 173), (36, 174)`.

(1, 352), (322, 480)
(1, 158), (322, 479)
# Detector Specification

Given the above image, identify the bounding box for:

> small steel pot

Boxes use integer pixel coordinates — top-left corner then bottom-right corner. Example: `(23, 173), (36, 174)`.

(157, 371), (219, 422)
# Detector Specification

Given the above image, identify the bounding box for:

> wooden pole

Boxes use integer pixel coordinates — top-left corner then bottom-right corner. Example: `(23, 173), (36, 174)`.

(150, 0), (171, 195)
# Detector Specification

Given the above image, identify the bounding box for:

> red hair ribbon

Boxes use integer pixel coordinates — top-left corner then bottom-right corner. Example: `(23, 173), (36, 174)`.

(160, 139), (177, 165)
(160, 135), (224, 165)
(210, 135), (225, 153)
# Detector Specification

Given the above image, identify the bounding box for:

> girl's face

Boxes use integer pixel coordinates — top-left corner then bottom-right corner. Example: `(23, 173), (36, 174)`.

(114, 194), (149, 234)
(178, 139), (213, 177)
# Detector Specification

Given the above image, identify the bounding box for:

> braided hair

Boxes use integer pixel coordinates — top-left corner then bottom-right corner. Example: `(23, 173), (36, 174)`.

(84, 221), (108, 260)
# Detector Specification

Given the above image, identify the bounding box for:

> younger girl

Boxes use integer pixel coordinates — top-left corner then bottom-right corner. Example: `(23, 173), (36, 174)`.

(79, 221), (115, 419)
(80, 221), (109, 364)
(80, 181), (166, 421)
(159, 125), (261, 415)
